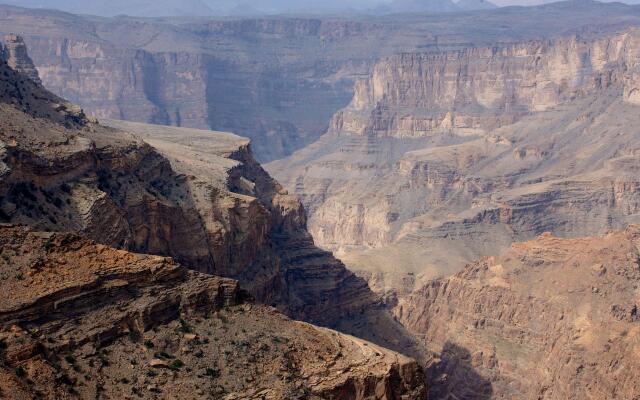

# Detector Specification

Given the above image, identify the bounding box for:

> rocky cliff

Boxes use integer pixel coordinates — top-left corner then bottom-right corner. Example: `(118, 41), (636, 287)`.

(332, 30), (640, 138)
(395, 227), (640, 399)
(0, 36), (429, 399)
(0, 34), (41, 85)
(269, 27), (640, 295)
(3, 1), (640, 160)
(2, 38), (429, 361)
(0, 225), (427, 400)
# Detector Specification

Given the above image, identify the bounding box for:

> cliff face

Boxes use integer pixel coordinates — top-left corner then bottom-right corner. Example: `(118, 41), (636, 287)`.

(0, 34), (41, 84)
(0, 55), (378, 328)
(395, 228), (640, 399)
(333, 30), (640, 138)
(0, 40), (428, 398)
(269, 28), (640, 294)
(4, 1), (640, 160)
(0, 225), (427, 400)
(0, 42), (426, 363)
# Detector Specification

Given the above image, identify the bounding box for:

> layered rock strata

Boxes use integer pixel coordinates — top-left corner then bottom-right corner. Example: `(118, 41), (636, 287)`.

(0, 40), (428, 399)
(269, 27), (640, 294)
(395, 227), (640, 399)
(0, 225), (427, 400)
(332, 30), (640, 138)
(0, 34), (41, 84)
(0, 44), (417, 359)
(3, 1), (640, 160)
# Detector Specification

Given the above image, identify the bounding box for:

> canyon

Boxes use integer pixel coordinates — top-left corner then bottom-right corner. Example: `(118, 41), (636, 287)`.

(3, 1), (640, 161)
(270, 27), (640, 295)
(0, 41), (427, 398)
(3, 2), (640, 399)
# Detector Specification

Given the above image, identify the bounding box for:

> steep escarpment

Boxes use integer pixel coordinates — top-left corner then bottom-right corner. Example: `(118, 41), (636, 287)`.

(0, 225), (427, 400)
(0, 34), (41, 85)
(4, 1), (640, 160)
(270, 27), (640, 294)
(0, 42), (416, 358)
(0, 38), (429, 398)
(101, 120), (380, 328)
(332, 29), (640, 138)
(395, 228), (640, 399)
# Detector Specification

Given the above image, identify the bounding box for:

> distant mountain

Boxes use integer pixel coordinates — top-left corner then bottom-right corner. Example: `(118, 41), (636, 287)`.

(455, 0), (497, 10)
(388, 0), (460, 12)
(0, 0), (213, 17)
(0, 0), (498, 16)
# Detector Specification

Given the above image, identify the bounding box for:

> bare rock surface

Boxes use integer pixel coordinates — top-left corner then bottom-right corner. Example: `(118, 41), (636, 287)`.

(0, 34), (41, 85)
(395, 227), (640, 399)
(0, 49), (427, 398)
(269, 27), (640, 296)
(0, 225), (427, 400)
(0, 42), (423, 371)
(3, 1), (640, 160)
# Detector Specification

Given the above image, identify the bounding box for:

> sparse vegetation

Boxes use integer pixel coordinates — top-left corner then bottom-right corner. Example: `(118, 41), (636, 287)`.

(168, 359), (184, 371)
(15, 366), (26, 377)
(128, 330), (141, 343)
(178, 318), (193, 333)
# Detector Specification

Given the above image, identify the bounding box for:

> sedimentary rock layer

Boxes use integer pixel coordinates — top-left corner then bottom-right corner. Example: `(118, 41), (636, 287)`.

(395, 227), (640, 399)
(0, 225), (427, 400)
(0, 34), (41, 84)
(0, 47), (416, 360)
(333, 29), (640, 138)
(3, 1), (640, 160)
(269, 27), (640, 293)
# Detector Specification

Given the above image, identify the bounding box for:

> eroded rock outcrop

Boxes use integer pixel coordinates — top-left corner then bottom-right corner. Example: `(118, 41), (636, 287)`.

(332, 29), (640, 138)
(0, 41), (428, 398)
(0, 225), (427, 400)
(395, 227), (640, 399)
(0, 42), (421, 362)
(1, 34), (41, 85)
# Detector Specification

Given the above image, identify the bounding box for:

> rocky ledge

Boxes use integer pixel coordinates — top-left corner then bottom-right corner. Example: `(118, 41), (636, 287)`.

(0, 225), (426, 399)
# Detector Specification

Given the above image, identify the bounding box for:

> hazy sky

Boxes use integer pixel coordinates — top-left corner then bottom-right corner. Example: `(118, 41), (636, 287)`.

(2, 0), (640, 17)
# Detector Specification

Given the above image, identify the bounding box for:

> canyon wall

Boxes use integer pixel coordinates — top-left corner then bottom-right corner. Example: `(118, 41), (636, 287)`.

(332, 30), (640, 138)
(396, 228), (640, 399)
(0, 42), (428, 399)
(270, 27), (640, 293)
(0, 34), (41, 84)
(0, 45), (421, 360)
(0, 226), (427, 400)
(3, 2), (640, 160)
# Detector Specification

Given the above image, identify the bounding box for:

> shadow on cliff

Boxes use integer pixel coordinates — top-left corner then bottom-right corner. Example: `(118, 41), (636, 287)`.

(427, 341), (493, 400)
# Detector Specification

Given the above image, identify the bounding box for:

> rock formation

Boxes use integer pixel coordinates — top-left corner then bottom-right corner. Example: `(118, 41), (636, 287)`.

(3, 1), (640, 160)
(332, 31), (639, 138)
(395, 227), (640, 399)
(1, 34), (41, 84)
(269, 27), (640, 295)
(0, 34), (428, 399)
(0, 225), (426, 399)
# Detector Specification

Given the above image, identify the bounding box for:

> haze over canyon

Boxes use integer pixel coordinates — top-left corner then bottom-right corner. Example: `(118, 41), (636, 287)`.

(1, 1), (640, 399)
